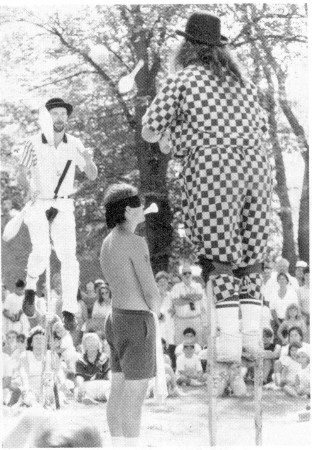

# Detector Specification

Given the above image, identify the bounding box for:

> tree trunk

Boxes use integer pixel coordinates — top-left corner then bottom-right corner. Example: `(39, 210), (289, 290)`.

(266, 94), (297, 272)
(298, 156), (309, 262)
(133, 47), (173, 273)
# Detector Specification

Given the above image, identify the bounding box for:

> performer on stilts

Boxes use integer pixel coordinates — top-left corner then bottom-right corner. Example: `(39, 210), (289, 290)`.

(18, 98), (98, 331)
(142, 8), (272, 424)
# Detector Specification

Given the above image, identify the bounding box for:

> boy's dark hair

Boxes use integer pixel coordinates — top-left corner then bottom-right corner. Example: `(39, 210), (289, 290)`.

(104, 183), (138, 229)
(288, 342), (302, 355)
(303, 266), (310, 274)
(183, 327), (196, 336)
(155, 271), (170, 282)
(17, 334), (26, 343)
(288, 325), (303, 340)
(263, 328), (273, 339)
(15, 279), (25, 288)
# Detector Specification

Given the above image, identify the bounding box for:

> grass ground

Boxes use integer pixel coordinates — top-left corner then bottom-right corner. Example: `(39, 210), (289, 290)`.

(2, 384), (310, 447)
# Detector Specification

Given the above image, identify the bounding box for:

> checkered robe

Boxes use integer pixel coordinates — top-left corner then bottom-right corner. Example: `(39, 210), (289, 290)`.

(142, 64), (272, 270)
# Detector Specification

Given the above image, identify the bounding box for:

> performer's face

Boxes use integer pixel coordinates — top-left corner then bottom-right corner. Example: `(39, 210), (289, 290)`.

(50, 107), (68, 133)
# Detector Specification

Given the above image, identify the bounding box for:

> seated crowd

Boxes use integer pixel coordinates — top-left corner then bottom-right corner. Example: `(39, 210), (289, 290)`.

(2, 256), (310, 408)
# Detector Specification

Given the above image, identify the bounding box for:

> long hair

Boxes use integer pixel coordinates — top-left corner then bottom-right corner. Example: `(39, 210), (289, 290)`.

(172, 39), (245, 84)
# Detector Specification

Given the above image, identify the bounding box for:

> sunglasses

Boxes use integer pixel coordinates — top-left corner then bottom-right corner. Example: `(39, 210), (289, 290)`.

(183, 271), (192, 275)
(184, 345), (195, 349)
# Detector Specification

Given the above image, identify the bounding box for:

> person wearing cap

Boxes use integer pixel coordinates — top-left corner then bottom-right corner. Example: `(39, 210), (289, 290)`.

(100, 182), (161, 447)
(18, 98), (98, 331)
(295, 260), (308, 287)
(142, 11), (272, 363)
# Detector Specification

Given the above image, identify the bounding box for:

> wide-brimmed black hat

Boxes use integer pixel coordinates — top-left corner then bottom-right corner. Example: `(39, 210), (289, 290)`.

(176, 12), (228, 46)
(45, 98), (73, 116)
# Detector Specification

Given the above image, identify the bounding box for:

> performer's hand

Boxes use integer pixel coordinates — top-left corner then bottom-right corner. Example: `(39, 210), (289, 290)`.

(159, 130), (171, 154)
(80, 147), (94, 161)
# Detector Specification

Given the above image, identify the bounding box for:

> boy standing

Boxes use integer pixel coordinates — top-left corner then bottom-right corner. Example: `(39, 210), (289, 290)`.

(100, 183), (161, 447)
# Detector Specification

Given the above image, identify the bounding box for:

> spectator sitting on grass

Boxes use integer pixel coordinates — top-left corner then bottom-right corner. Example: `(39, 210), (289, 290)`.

(277, 303), (307, 346)
(175, 327), (202, 357)
(75, 332), (110, 405)
(279, 342), (301, 395)
(3, 330), (19, 357)
(262, 328), (281, 385)
(273, 325), (309, 385)
(176, 342), (204, 386)
(294, 349), (310, 398)
(2, 351), (21, 406)
(52, 321), (78, 381)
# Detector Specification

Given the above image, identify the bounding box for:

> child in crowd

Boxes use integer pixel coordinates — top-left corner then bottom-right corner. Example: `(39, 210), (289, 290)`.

(176, 342), (204, 386)
(262, 328), (280, 385)
(277, 303), (307, 345)
(294, 349), (310, 397)
(175, 328), (202, 357)
(75, 332), (110, 405)
(279, 342), (301, 394)
(52, 321), (78, 381)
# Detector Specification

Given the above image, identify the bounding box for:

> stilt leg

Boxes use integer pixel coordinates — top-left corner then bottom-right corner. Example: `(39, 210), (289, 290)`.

(206, 280), (217, 446)
(254, 355), (263, 445)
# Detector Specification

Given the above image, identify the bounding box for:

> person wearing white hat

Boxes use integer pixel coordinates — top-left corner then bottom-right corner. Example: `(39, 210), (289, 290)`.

(295, 261), (308, 287)
(18, 98), (98, 331)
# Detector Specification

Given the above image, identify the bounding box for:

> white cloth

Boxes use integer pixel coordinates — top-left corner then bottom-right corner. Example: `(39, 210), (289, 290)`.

(261, 305), (273, 331)
(24, 200), (79, 314)
(2, 293), (30, 335)
(176, 353), (202, 374)
(159, 292), (175, 345)
(270, 288), (298, 320)
(152, 311), (168, 402)
(20, 133), (86, 199)
(2, 352), (13, 378)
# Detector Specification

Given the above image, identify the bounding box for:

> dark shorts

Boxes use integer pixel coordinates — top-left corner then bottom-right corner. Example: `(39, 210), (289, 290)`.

(104, 308), (156, 380)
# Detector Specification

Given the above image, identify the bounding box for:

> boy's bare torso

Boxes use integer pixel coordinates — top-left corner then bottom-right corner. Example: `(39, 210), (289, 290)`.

(100, 228), (159, 312)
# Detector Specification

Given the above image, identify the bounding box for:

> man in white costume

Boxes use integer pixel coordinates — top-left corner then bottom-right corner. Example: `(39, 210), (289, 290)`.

(19, 98), (97, 330)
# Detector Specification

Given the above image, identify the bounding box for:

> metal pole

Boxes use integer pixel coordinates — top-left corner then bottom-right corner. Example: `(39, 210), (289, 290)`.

(206, 280), (217, 446)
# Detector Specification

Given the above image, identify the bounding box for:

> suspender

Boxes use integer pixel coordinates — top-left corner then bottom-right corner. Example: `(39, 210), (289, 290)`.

(53, 160), (72, 199)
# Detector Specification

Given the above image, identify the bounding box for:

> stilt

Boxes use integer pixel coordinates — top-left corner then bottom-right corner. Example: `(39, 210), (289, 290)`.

(41, 219), (59, 409)
(254, 353), (263, 445)
(206, 280), (217, 446)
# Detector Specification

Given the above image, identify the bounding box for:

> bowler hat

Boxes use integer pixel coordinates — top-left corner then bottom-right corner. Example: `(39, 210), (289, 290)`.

(176, 12), (228, 46)
(45, 98), (73, 116)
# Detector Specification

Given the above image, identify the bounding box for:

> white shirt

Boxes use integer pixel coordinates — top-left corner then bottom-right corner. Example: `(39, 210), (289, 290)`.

(170, 281), (204, 318)
(92, 301), (111, 318)
(176, 353), (202, 374)
(2, 352), (13, 378)
(280, 342), (310, 359)
(270, 288), (298, 320)
(20, 133), (86, 199)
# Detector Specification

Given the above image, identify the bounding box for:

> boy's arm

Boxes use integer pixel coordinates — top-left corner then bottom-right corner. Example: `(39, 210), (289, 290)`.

(130, 237), (161, 315)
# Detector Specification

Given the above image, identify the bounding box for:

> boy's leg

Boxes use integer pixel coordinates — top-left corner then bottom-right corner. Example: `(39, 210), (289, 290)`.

(107, 372), (125, 437)
(122, 378), (150, 439)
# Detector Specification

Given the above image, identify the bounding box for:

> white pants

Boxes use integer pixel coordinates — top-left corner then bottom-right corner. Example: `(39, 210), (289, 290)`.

(24, 199), (79, 314)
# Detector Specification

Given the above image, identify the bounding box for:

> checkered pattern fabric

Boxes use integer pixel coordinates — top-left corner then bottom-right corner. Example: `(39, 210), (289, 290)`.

(142, 65), (268, 158)
(239, 273), (263, 303)
(213, 273), (263, 305)
(181, 145), (272, 267)
(213, 275), (240, 303)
